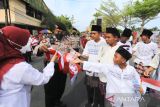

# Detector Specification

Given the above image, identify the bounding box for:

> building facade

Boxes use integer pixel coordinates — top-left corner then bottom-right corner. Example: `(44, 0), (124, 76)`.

(0, 0), (51, 34)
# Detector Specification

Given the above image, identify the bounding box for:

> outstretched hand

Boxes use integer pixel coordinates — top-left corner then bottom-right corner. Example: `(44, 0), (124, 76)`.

(75, 52), (81, 57)
(50, 52), (58, 62)
(143, 70), (150, 77)
(39, 45), (49, 52)
(72, 58), (83, 64)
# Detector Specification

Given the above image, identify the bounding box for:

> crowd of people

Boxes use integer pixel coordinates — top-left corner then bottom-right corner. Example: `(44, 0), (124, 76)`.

(76, 25), (160, 107)
(0, 24), (160, 107)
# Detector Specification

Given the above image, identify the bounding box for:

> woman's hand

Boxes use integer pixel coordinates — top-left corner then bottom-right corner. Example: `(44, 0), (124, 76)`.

(39, 45), (49, 52)
(72, 58), (83, 64)
(50, 52), (58, 62)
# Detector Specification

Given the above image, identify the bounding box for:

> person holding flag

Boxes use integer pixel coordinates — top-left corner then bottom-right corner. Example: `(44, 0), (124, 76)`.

(0, 26), (57, 107)
(37, 23), (70, 107)
(133, 29), (158, 76)
(73, 46), (142, 107)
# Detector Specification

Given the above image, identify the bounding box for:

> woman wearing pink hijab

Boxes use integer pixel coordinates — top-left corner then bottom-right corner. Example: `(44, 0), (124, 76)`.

(0, 26), (57, 107)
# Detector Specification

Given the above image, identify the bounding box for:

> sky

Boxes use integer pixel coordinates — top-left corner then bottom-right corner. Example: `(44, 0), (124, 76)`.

(44, 0), (160, 31)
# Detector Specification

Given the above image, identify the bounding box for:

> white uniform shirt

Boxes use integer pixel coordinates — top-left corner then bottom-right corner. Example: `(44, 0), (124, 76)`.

(118, 41), (132, 54)
(82, 37), (107, 76)
(149, 51), (160, 80)
(83, 61), (140, 107)
(133, 41), (158, 66)
(98, 44), (120, 82)
(0, 62), (55, 107)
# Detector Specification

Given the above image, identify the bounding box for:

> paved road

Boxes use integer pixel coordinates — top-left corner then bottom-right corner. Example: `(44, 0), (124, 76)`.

(30, 56), (87, 107)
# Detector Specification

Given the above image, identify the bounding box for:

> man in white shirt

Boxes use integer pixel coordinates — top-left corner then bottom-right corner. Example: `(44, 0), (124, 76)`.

(144, 52), (160, 80)
(74, 46), (141, 107)
(98, 27), (121, 100)
(82, 25), (106, 107)
(143, 52), (160, 107)
(133, 29), (158, 76)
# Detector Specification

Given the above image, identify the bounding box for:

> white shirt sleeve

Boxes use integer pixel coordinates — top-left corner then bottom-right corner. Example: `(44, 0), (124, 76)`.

(97, 46), (103, 62)
(83, 61), (109, 76)
(82, 42), (89, 56)
(132, 67), (141, 93)
(153, 43), (158, 55)
(132, 43), (138, 52)
(133, 68), (141, 85)
(20, 62), (55, 85)
(128, 42), (133, 54)
(150, 53), (160, 69)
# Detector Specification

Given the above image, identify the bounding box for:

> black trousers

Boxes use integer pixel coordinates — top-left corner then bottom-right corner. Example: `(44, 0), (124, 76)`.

(22, 51), (32, 62)
(86, 76), (105, 107)
(44, 62), (67, 107)
(27, 51), (32, 62)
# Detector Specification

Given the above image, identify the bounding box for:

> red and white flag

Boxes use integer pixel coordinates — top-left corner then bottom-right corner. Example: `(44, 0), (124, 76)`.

(63, 52), (81, 84)
(31, 37), (39, 47)
(45, 48), (81, 84)
(141, 77), (160, 92)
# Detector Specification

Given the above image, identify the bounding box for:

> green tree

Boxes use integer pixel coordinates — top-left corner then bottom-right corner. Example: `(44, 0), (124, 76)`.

(92, 0), (134, 31)
(57, 15), (72, 31)
(41, 11), (57, 30)
(97, 0), (121, 27)
(41, 13), (74, 33)
(128, 0), (160, 32)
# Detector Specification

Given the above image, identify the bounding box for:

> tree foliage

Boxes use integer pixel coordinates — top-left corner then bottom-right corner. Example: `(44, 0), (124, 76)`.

(92, 0), (160, 32)
(97, 0), (121, 29)
(56, 15), (72, 30)
(92, 0), (133, 31)
(41, 11), (57, 30)
(41, 12), (73, 32)
(128, 0), (160, 31)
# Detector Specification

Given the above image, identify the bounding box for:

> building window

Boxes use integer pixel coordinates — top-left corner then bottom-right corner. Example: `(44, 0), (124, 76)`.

(0, 0), (4, 9)
(0, 0), (9, 9)
(35, 10), (42, 20)
(26, 5), (34, 17)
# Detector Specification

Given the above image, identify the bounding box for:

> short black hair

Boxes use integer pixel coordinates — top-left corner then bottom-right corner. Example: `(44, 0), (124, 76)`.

(140, 29), (153, 38)
(116, 46), (132, 61)
(106, 27), (120, 38)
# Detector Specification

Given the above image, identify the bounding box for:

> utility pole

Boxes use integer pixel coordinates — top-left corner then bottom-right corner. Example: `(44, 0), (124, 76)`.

(97, 16), (102, 27)
(3, 0), (9, 26)
(7, 0), (11, 25)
